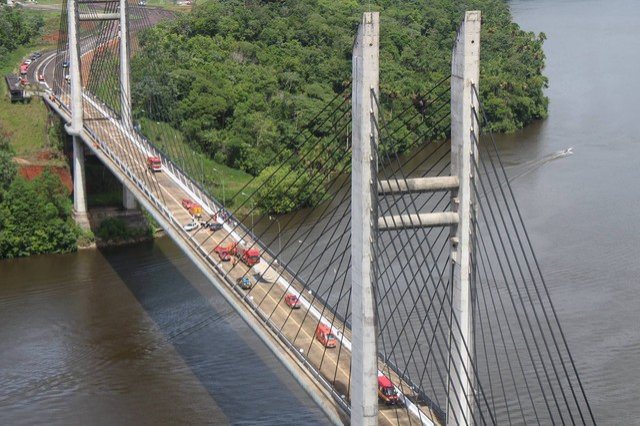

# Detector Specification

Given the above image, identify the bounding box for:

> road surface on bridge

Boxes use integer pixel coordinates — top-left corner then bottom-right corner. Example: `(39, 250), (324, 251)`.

(28, 21), (442, 426)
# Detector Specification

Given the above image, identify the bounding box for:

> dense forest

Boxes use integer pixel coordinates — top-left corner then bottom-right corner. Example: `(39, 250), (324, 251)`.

(0, 6), (43, 59)
(0, 8), (78, 259)
(132, 0), (548, 184)
(0, 135), (79, 259)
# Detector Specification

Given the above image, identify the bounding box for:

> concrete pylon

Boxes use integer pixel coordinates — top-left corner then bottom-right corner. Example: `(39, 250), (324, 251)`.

(350, 11), (379, 426)
(123, 186), (137, 210)
(448, 11), (481, 426)
(66, 0), (83, 134)
(67, 0), (89, 229)
(119, 0), (132, 128)
(72, 136), (90, 229)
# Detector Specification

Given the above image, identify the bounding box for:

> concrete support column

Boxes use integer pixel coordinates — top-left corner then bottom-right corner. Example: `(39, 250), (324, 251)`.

(350, 12), (379, 426)
(448, 11), (481, 426)
(67, 0), (83, 134)
(119, 0), (132, 128)
(72, 136), (90, 229)
(123, 185), (137, 210)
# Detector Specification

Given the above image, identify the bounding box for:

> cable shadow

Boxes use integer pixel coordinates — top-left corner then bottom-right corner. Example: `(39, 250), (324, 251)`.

(99, 238), (328, 425)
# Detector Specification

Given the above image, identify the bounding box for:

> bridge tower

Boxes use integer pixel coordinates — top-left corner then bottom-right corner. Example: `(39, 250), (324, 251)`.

(447, 11), (481, 425)
(66, 0), (136, 213)
(375, 11), (481, 425)
(66, 0), (88, 227)
(351, 11), (379, 426)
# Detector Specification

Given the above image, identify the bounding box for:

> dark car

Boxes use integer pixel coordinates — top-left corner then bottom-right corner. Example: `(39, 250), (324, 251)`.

(62, 60), (70, 68)
(236, 276), (253, 290)
(208, 222), (223, 232)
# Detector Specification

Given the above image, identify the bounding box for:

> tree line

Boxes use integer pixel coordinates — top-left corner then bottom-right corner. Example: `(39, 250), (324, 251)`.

(0, 134), (79, 259)
(127, 0), (547, 214)
(0, 5), (44, 60)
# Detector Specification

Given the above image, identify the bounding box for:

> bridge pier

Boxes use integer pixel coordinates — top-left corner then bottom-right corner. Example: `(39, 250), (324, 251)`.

(122, 186), (137, 210)
(72, 136), (90, 229)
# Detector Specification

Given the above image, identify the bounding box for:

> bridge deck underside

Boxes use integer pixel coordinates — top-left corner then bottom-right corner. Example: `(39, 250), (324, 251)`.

(47, 89), (440, 426)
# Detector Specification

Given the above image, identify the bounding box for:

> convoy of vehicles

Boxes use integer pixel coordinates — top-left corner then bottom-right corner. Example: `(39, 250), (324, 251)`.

(176, 193), (403, 407)
(315, 324), (337, 348)
(377, 375), (400, 405)
(147, 156), (162, 172)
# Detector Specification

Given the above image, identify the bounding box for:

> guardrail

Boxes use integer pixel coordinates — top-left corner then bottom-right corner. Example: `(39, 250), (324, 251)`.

(50, 91), (439, 423)
(71, 92), (352, 416)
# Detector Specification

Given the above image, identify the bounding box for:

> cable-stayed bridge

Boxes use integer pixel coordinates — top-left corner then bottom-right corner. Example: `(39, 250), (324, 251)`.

(27, 1), (596, 424)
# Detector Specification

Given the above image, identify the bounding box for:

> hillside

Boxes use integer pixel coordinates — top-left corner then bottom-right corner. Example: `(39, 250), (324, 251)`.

(130, 0), (548, 213)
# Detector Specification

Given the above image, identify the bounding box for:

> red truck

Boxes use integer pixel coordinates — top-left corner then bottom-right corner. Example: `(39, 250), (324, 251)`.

(147, 156), (161, 172)
(236, 246), (260, 266)
(181, 198), (203, 218)
(213, 242), (261, 266)
(377, 375), (400, 405)
(315, 324), (337, 348)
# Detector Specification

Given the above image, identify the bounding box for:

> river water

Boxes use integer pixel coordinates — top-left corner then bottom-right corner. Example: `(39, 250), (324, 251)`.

(1, 0), (639, 424)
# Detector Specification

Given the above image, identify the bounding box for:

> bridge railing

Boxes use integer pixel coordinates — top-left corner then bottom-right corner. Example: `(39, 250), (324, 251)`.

(54, 90), (439, 420)
(63, 92), (352, 415)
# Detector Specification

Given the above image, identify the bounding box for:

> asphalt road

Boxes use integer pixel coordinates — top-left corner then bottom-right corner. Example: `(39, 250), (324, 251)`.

(24, 7), (442, 425)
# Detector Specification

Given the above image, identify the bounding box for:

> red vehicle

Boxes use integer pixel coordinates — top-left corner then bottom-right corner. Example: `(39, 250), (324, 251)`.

(285, 294), (301, 309)
(147, 156), (162, 172)
(182, 198), (194, 209)
(20, 77), (28, 86)
(213, 242), (261, 266)
(214, 243), (234, 261)
(20, 64), (28, 75)
(38, 73), (45, 82)
(236, 246), (260, 266)
(377, 375), (400, 405)
(315, 324), (337, 348)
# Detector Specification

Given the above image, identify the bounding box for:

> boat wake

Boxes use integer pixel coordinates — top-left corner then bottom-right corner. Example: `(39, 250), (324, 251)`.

(509, 147), (574, 182)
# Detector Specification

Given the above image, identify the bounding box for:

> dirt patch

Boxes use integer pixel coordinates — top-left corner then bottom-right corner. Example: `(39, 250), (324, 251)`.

(18, 164), (73, 193)
(42, 32), (61, 43)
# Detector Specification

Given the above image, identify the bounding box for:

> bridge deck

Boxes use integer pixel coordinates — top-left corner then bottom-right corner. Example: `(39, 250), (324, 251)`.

(44, 85), (440, 425)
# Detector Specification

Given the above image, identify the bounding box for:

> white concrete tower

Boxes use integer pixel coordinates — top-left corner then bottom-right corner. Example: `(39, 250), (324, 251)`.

(448, 11), (481, 426)
(67, 0), (89, 228)
(350, 11), (380, 426)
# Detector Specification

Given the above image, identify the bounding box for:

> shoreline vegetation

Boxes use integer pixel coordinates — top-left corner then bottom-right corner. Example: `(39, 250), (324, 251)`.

(0, 0), (548, 259)
(131, 0), (548, 214)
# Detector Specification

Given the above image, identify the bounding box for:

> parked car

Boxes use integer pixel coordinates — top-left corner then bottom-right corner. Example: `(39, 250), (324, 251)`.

(183, 221), (198, 232)
(236, 276), (253, 290)
(62, 60), (70, 68)
(23, 59), (32, 65)
(285, 294), (301, 309)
